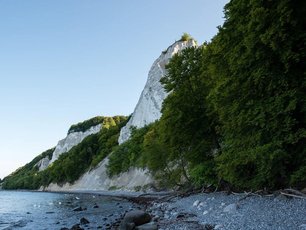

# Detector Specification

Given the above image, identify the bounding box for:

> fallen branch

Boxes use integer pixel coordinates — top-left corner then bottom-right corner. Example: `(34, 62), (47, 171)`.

(283, 189), (306, 197)
(280, 192), (306, 199)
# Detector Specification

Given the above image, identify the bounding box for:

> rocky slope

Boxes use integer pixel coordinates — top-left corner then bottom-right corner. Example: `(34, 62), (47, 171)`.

(118, 39), (196, 144)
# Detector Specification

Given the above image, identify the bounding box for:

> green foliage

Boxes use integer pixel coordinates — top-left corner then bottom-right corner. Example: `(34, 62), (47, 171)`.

(107, 125), (151, 177)
(142, 124), (169, 173)
(68, 116), (104, 134)
(290, 165), (306, 188)
(157, 46), (219, 187)
(4, 0), (306, 191)
(2, 148), (55, 189)
(205, 0), (306, 189)
(141, 0), (306, 190)
(189, 161), (217, 188)
(45, 115), (128, 184)
(180, 33), (192, 42)
(2, 116), (128, 189)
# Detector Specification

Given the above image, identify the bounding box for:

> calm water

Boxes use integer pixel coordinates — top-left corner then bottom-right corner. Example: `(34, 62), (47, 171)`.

(0, 190), (134, 230)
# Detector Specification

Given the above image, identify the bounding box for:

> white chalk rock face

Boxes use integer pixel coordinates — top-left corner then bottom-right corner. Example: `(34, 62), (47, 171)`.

(49, 124), (102, 164)
(118, 39), (196, 144)
(36, 156), (51, 171)
(43, 157), (153, 191)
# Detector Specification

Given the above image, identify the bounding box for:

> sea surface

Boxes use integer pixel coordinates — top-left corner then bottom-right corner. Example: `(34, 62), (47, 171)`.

(0, 190), (134, 230)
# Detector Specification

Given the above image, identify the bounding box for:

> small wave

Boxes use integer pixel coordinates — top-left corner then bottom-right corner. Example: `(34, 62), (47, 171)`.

(2, 219), (29, 230)
(0, 222), (11, 229)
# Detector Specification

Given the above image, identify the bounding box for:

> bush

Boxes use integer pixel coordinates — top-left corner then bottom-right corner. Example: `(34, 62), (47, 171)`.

(180, 33), (192, 41)
(107, 125), (151, 177)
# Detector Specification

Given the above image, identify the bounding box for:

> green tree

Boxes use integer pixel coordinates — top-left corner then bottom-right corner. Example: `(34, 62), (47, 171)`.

(207, 0), (306, 189)
(154, 46), (219, 187)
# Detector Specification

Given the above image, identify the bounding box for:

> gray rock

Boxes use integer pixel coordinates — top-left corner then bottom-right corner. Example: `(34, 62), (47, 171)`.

(70, 224), (84, 230)
(80, 217), (90, 225)
(73, 207), (84, 212)
(120, 210), (151, 230)
(136, 222), (158, 230)
(273, 194), (288, 201)
(223, 203), (238, 213)
(203, 224), (215, 230)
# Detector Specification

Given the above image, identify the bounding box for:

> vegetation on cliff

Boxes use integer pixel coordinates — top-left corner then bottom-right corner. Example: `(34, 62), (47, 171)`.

(2, 116), (127, 189)
(108, 0), (306, 190)
(68, 116), (105, 134)
(3, 0), (305, 191)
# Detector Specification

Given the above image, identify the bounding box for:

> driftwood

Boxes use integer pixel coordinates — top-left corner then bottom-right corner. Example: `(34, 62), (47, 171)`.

(231, 188), (306, 200)
(232, 190), (275, 201)
(135, 187), (306, 204)
(283, 188), (306, 197)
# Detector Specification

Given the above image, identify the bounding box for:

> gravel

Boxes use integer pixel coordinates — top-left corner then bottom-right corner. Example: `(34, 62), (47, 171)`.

(147, 192), (306, 230)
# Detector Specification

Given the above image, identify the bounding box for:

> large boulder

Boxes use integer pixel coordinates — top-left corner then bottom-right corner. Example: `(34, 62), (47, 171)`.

(120, 210), (151, 230)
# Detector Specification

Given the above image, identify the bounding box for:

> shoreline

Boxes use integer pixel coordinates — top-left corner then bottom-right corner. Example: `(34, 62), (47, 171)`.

(2, 189), (306, 229)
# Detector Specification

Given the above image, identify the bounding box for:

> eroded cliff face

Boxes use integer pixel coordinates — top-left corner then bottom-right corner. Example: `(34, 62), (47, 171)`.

(36, 156), (51, 171)
(118, 39), (197, 144)
(48, 124), (102, 166)
(41, 40), (196, 192)
(42, 157), (153, 192)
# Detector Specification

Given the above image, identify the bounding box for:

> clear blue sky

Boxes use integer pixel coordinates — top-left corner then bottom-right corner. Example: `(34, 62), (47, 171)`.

(0, 0), (228, 179)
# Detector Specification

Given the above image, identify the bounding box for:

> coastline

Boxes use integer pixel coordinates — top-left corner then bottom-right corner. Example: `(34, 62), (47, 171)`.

(2, 189), (306, 229)
(38, 189), (306, 229)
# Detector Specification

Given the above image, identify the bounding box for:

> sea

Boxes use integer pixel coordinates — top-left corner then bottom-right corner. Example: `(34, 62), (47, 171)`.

(0, 190), (135, 230)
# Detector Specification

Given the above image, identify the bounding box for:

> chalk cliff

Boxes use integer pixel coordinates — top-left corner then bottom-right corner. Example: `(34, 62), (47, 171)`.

(45, 39), (196, 191)
(118, 39), (196, 144)
(48, 124), (102, 166)
(43, 157), (152, 192)
(3, 39), (197, 192)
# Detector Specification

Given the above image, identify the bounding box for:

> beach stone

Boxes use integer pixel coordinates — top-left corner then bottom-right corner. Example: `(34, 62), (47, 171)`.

(73, 206), (84, 212)
(274, 194), (287, 201)
(60, 228), (69, 230)
(120, 210), (151, 230)
(199, 202), (205, 207)
(176, 213), (185, 219)
(223, 203), (238, 213)
(70, 224), (84, 230)
(193, 200), (200, 207)
(136, 222), (158, 230)
(93, 203), (99, 208)
(80, 217), (90, 225)
(203, 224), (215, 230)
